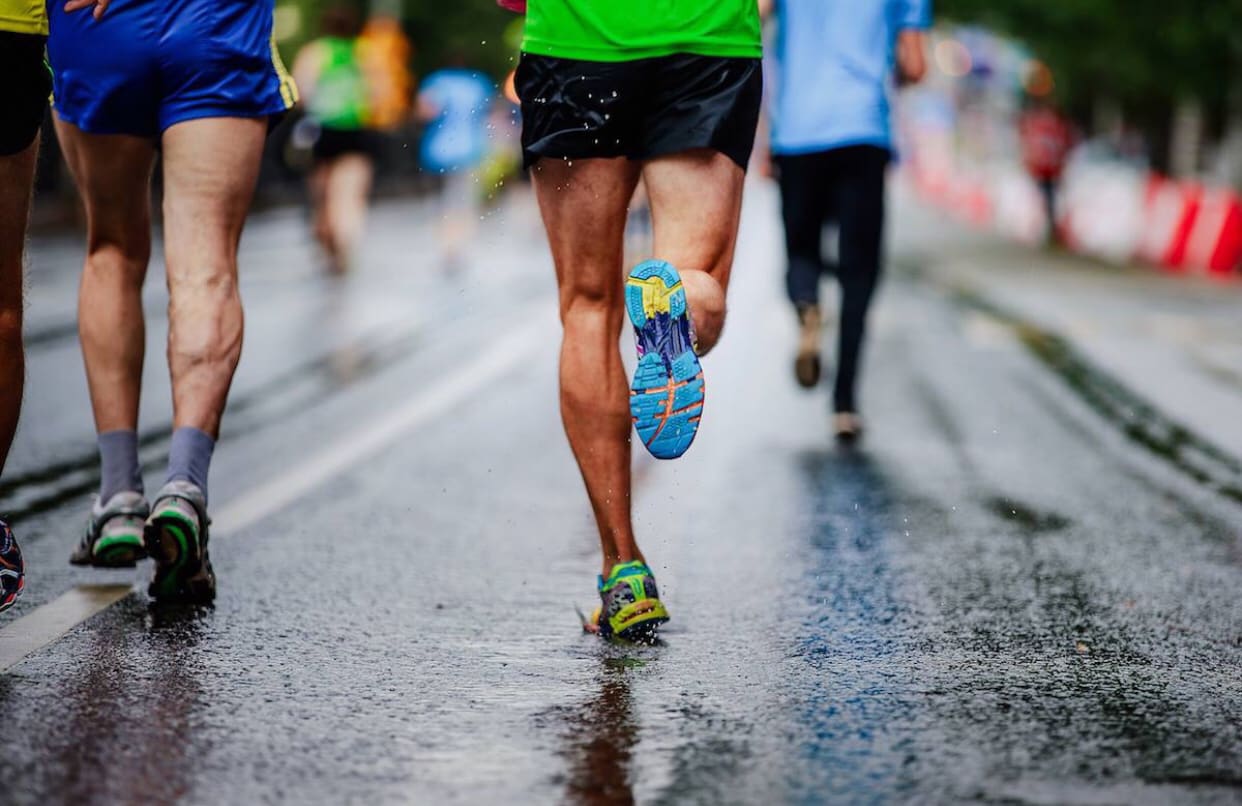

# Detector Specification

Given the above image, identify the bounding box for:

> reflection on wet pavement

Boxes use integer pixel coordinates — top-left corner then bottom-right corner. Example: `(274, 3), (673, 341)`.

(0, 194), (1239, 803)
(16, 601), (208, 803)
(553, 655), (642, 806)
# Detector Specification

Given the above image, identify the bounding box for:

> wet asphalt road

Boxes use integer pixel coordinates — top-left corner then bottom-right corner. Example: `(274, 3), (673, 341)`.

(0, 185), (1240, 805)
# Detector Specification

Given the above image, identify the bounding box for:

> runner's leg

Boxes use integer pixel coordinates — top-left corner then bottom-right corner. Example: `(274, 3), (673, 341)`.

(54, 119), (156, 437)
(160, 116), (265, 440)
(324, 151), (373, 268)
(777, 150), (833, 388)
(0, 140), (37, 474)
(310, 160), (335, 261)
(55, 111), (155, 569)
(641, 148), (745, 355)
(531, 156), (642, 575)
(776, 152), (831, 310)
(830, 146), (887, 415)
(0, 139), (35, 609)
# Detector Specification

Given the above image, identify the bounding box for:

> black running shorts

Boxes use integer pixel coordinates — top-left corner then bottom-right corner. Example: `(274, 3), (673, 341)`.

(0, 32), (50, 156)
(515, 52), (762, 171)
(312, 126), (383, 163)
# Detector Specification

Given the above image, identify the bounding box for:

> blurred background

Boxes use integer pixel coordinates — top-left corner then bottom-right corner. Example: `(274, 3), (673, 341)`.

(6, 4), (1241, 800)
(902, 0), (1242, 274)
(29, 0), (523, 229)
(26, 0), (1241, 275)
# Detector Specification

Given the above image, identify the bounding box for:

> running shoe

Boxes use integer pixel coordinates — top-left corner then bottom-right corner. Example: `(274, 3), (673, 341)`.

(0, 520), (24, 614)
(70, 491), (149, 568)
(585, 560), (670, 642)
(626, 260), (704, 460)
(795, 304), (823, 389)
(145, 480), (215, 602)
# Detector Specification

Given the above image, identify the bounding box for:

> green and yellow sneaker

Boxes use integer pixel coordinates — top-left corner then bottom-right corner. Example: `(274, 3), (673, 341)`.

(586, 560), (670, 642)
(70, 491), (149, 568)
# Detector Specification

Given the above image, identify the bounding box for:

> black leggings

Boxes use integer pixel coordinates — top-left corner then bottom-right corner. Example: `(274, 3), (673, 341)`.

(776, 145), (889, 413)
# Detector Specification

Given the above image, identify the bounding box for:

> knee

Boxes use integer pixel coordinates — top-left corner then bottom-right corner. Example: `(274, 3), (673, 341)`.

(559, 280), (621, 331)
(84, 239), (149, 287)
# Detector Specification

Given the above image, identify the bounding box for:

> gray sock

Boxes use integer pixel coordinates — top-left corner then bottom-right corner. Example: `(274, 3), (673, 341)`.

(166, 427), (215, 502)
(98, 429), (143, 503)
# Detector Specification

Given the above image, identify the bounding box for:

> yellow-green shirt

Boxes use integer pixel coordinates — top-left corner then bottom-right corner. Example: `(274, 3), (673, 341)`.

(0, 0), (46, 35)
(523, 0), (761, 62)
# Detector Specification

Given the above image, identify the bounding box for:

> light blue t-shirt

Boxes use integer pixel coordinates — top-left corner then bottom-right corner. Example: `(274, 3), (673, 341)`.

(419, 69), (495, 173)
(769, 0), (931, 155)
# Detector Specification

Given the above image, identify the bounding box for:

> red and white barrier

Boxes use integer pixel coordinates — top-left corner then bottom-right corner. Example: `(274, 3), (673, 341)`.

(1059, 162), (1147, 264)
(991, 166), (1045, 245)
(1182, 187), (1242, 277)
(1135, 176), (1199, 269)
(907, 151), (1242, 278)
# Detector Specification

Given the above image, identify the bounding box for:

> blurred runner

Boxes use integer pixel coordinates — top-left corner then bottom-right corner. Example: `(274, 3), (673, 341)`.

(293, 6), (379, 274)
(417, 60), (493, 267)
(765, 0), (930, 440)
(357, 12), (413, 131)
(513, 0), (761, 640)
(50, 0), (297, 601)
(1019, 100), (1074, 245)
(0, 0), (49, 613)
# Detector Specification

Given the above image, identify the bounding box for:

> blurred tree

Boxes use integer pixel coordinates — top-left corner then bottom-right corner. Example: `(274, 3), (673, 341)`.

(938, 0), (1242, 173)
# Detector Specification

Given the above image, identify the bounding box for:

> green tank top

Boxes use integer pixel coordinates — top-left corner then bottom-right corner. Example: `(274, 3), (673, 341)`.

(522, 0), (761, 62)
(309, 36), (368, 130)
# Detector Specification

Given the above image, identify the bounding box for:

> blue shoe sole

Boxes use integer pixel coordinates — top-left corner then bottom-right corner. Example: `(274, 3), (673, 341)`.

(626, 260), (704, 460)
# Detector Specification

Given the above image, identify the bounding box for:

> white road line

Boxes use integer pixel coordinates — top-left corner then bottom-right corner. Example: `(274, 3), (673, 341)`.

(0, 308), (551, 673)
(0, 585), (133, 672)
(211, 314), (546, 536)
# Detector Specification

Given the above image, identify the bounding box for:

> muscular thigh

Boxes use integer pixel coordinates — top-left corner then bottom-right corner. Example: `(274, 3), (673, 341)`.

(53, 116), (156, 251)
(531, 157), (641, 311)
(642, 149), (745, 285)
(160, 117), (266, 262)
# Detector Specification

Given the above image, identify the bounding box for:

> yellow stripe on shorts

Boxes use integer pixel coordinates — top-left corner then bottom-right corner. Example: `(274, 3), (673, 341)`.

(270, 29), (299, 109)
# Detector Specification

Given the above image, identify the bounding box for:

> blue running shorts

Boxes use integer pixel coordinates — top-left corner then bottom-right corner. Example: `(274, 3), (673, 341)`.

(47, 0), (297, 137)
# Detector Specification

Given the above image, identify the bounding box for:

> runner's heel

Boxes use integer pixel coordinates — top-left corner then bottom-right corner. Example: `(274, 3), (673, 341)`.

(145, 486), (215, 603)
(145, 509), (201, 577)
